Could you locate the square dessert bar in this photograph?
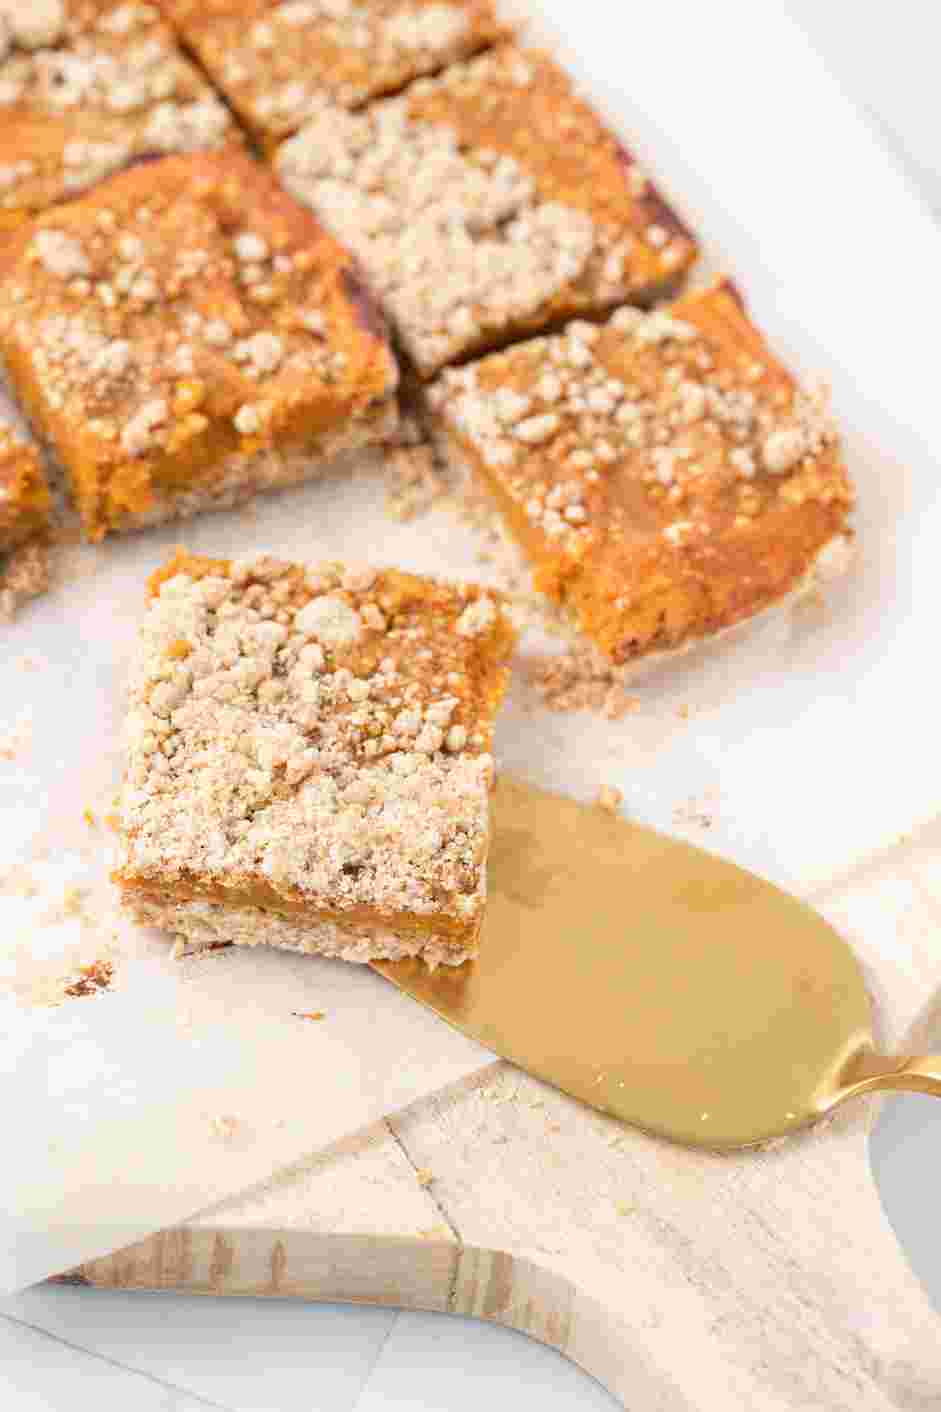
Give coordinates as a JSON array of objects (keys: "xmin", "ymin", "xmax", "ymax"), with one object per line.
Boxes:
[
  {"xmin": 0, "ymin": 419, "xmax": 51, "ymax": 553},
  {"xmin": 428, "ymin": 281, "xmax": 854, "ymax": 665},
  {"xmin": 115, "ymin": 551, "xmax": 515, "ymax": 966},
  {"xmin": 0, "ymin": 150, "xmax": 399, "ymax": 539},
  {"xmin": 277, "ymin": 44, "xmax": 698, "ymax": 378},
  {"xmin": 0, "ymin": 0, "xmax": 238, "ymax": 227},
  {"xmin": 159, "ymin": 0, "xmax": 509, "ymax": 147}
]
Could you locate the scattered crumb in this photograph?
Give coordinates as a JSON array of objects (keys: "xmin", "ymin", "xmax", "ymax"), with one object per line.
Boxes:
[
  {"xmin": 0, "ymin": 709, "xmax": 32, "ymax": 760},
  {"xmin": 63, "ymin": 960, "xmax": 113, "ymax": 999},
  {"xmin": 546, "ymin": 1122, "xmax": 561, "ymax": 1134},
  {"xmin": 416, "ymin": 1168, "xmax": 434, "ymax": 1187},
  {"xmin": 677, "ymin": 704, "xmax": 690, "ymax": 720},
  {"xmin": 522, "ymin": 642, "xmax": 643, "ymax": 719},
  {"xmin": 385, "ymin": 445, "xmax": 445, "ymax": 521},
  {"xmin": 615, "ymin": 1201, "xmax": 634, "ymax": 1217},
  {"xmin": 673, "ymin": 791, "xmax": 719, "ymax": 830},
  {"xmin": 59, "ymin": 885, "xmax": 87, "ymax": 917},
  {"xmin": 83, "ymin": 809, "xmax": 96, "ymax": 828},
  {"xmin": 418, "ymin": 1224, "xmax": 451, "ymax": 1240},
  {"xmin": 0, "ymin": 539, "xmax": 49, "ymax": 622},
  {"xmin": 171, "ymin": 938, "xmax": 186, "ymax": 960},
  {"xmin": 292, "ymin": 1010, "xmax": 325, "ymax": 1021},
  {"xmin": 596, "ymin": 784, "xmax": 623, "ymax": 813},
  {"xmin": 104, "ymin": 813, "xmax": 121, "ymax": 832},
  {"xmin": 208, "ymin": 1113, "xmax": 240, "ymax": 1141}
]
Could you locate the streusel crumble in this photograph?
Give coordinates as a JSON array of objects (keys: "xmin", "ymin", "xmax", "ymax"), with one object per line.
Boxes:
[
  {"xmin": 0, "ymin": 150, "xmax": 399, "ymax": 539},
  {"xmin": 0, "ymin": 0, "xmax": 238, "ymax": 225},
  {"xmin": 428, "ymin": 280, "xmax": 853, "ymax": 664},
  {"xmin": 277, "ymin": 44, "xmax": 697, "ymax": 378},
  {"xmin": 115, "ymin": 550, "xmax": 515, "ymax": 965},
  {"xmin": 159, "ymin": 0, "xmax": 509, "ymax": 147}
]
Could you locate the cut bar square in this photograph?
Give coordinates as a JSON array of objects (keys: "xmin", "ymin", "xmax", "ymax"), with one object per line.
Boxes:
[
  {"xmin": 0, "ymin": 0, "xmax": 239, "ymax": 227},
  {"xmin": 115, "ymin": 551, "xmax": 515, "ymax": 965},
  {"xmin": 277, "ymin": 44, "xmax": 698, "ymax": 378},
  {"xmin": 158, "ymin": 0, "xmax": 510, "ymax": 147},
  {"xmin": 428, "ymin": 281, "xmax": 854, "ymax": 665},
  {"xmin": 0, "ymin": 150, "xmax": 399, "ymax": 539}
]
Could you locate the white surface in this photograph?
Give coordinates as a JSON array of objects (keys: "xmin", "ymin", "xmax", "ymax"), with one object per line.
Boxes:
[{"xmin": 3, "ymin": 0, "xmax": 940, "ymax": 1406}]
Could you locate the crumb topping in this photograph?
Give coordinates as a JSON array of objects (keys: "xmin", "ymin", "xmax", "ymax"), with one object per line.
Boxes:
[
  {"xmin": 119, "ymin": 554, "xmax": 514, "ymax": 928},
  {"xmin": 0, "ymin": 151, "xmax": 398, "ymax": 534},
  {"xmin": 278, "ymin": 45, "xmax": 696, "ymax": 376},
  {"xmin": 430, "ymin": 282, "xmax": 853, "ymax": 661},
  {"xmin": 161, "ymin": 0, "xmax": 506, "ymax": 141},
  {"xmin": 0, "ymin": 0, "xmax": 236, "ymax": 214}
]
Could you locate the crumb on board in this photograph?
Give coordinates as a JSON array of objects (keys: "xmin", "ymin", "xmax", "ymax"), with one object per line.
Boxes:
[
  {"xmin": 385, "ymin": 445, "xmax": 446, "ymax": 522},
  {"xmin": 673, "ymin": 793, "xmax": 717, "ymax": 830},
  {"xmin": 292, "ymin": 1010, "xmax": 325, "ymax": 1021},
  {"xmin": 208, "ymin": 1114, "xmax": 240, "ymax": 1141},
  {"xmin": 0, "ymin": 539, "xmax": 49, "ymax": 622},
  {"xmin": 83, "ymin": 809, "xmax": 96, "ymax": 828},
  {"xmin": 104, "ymin": 812, "xmax": 121, "ymax": 833},
  {"xmin": 0, "ymin": 710, "xmax": 32, "ymax": 760},
  {"xmin": 418, "ymin": 1224, "xmax": 452, "ymax": 1240},
  {"xmin": 597, "ymin": 784, "xmax": 623, "ymax": 813},
  {"xmin": 63, "ymin": 960, "xmax": 113, "ymax": 999},
  {"xmin": 171, "ymin": 937, "xmax": 186, "ymax": 960},
  {"xmin": 416, "ymin": 1168, "xmax": 435, "ymax": 1187},
  {"xmin": 523, "ymin": 642, "xmax": 643, "ymax": 718}
]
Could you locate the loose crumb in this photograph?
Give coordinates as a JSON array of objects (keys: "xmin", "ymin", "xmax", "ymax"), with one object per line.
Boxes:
[
  {"xmin": 208, "ymin": 1113, "xmax": 239, "ymax": 1141},
  {"xmin": 83, "ymin": 809, "xmax": 96, "ymax": 828},
  {"xmin": 0, "ymin": 539, "xmax": 49, "ymax": 622},
  {"xmin": 292, "ymin": 1010, "xmax": 325, "ymax": 1021},
  {"xmin": 63, "ymin": 960, "xmax": 113, "ymax": 998},
  {"xmin": 385, "ymin": 445, "xmax": 445, "ymax": 522},
  {"xmin": 523, "ymin": 642, "xmax": 642, "ymax": 719},
  {"xmin": 416, "ymin": 1168, "xmax": 434, "ymax": 1187},
  {"xmin": 673, "ymin": 793, "xmax": 717, "ymax": 830}
]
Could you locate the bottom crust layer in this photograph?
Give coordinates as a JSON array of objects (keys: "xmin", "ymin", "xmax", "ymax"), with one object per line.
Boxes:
[
  {"xmin": 105, "ymin": 403, "xmax": 398, "ymax": 533},
  {"xmin": 126, "ymin": 895, "xmax": 476, "ymax": 970}
]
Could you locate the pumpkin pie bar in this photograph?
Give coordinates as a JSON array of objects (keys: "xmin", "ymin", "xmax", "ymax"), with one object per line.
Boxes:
[
  {"xmin": 0, "ymin": 0, "xmax": 238, "ymax": 228},
  {"xmin": 115, "ymin": 551, "xmax": 515, "ymax": 966},
  {"xmin": 159, "ymin": 0, "xmax": 509, "ymax": 148},
  {"xmin": 427, "ymin": 281, "xmax": 854, "ymax": 665},
  {"xmin": 0, "ymin": 150, "xmax": 399, "ymax": 539},
  {"xmin": 276, "ymin": 44, "xmax": 697, "ymax": 378}
]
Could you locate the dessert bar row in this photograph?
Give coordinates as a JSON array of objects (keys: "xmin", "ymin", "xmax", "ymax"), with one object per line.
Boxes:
[{"xmin": 0, "ymin": 1, "xmax": 852, "ymax": 669}]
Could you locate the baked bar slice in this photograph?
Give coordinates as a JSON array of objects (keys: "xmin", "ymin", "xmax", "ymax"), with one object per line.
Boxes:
[
  {"xmin": 277, "ymin": 44, "xmax": 698, "ymax": 378},
  {"xmin": 159, "ymin": 0, "xmax": 509, "ymax": 148},
  {"xmin": 0, "ymin": 419, "xmax": 51, "ymax": 553},
  {"xmin": 0, "ymin": 150, "xmax": 399, "ymax": 540},
  {"xmin": 115, "ymin": 551, "xmax": 515, "ymax": 966},
  {"xmin": 427, "ymin": 280, "xmax": 854, "ymax": 665},
  {"xmin": 0, "ymin": 0, "xmax": 238, "ymax": 227}
]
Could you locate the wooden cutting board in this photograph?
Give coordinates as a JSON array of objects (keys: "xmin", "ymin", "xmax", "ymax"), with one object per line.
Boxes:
[{"xmin": 57, "ymin": 822, "xmax": 941, "ymax": 1411}]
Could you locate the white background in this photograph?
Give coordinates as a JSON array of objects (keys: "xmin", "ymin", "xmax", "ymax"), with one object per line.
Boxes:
[{"xmin": 3, "ymin": 1, "xmax": 941, "ymax": 1406}]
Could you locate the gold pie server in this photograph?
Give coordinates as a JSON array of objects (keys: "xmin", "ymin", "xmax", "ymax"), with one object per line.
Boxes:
[{"xmin": 375, "ymin": 775, "xmax": 941, "ymax": 1150}]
